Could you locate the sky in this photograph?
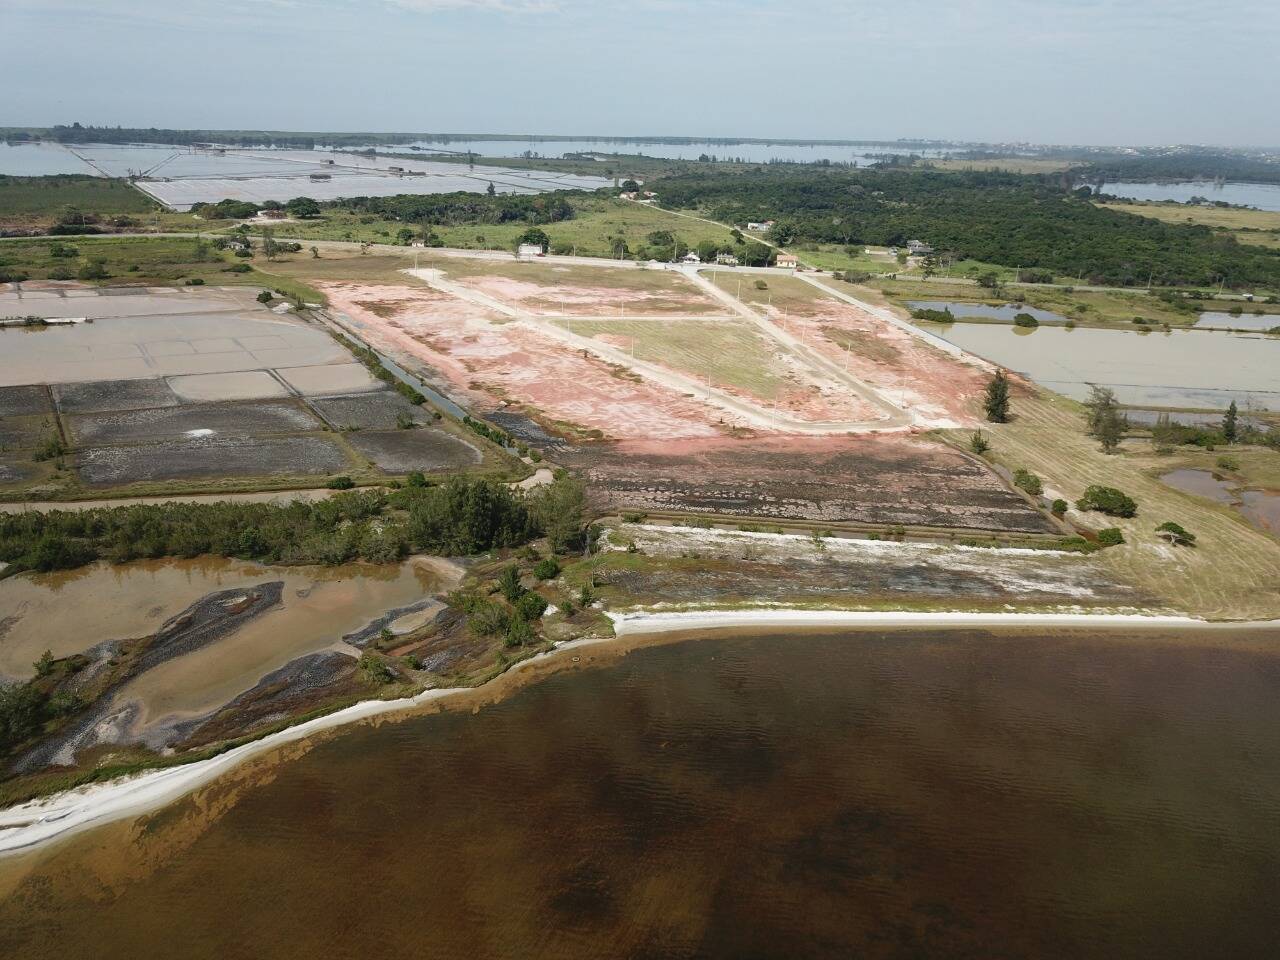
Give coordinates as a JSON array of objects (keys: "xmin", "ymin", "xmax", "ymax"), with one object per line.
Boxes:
[{"xmin": 1, "ymin": 0, "xmax": 1277, "ymax": 147}]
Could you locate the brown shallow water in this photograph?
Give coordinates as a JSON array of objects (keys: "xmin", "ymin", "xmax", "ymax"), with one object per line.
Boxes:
[{"xmin": 2, "ymin": 626, "xmax": 1279, "ymax": 959}]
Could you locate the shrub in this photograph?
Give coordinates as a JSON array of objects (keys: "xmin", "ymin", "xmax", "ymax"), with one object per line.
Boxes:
[
  {"xmin": 185, "ymin": 277, "xmax": 205, "ymax": 286},
  {"xmin": 498, "ymin": 565, "xmax": 524, "ymax": 602},
  {"xmin": 358, "ymin": 653, "xmax": 394, "ymax": 685},
  {"xmin": 1075, "ymin": 485, "xmax": 1137, "ymax": 518},
  {"xmin": 515, "ymin": 591, "xmax": 548, "ymax": 621},
  {"xmin": 31, "ymin": 436, "xmax": 66, "ymax": 462},
  {"xmin": 1097, "ymin": 527, "xmax": 1125, "ymax": 547},
  {"xmin": 1013, "ymin": 312, "xmax": 1039, "ymax": 328},
  {"xmin": 968, "ymin": 431, "xmax": 990, "ymax": 455},
  {"xmin": 1051, "ymin": 498, "xmax": 1068, "ymax": 517},
  {"xmin": 504, "ymin": 610, "xmax": 535, "ymax": 647},
  {"xmin": 326, "ymin": 476, "xmax": 355, "ymax": 490},
  {"xmin": 256, "ymin": 290, "xmax": 273, "ymax": 303},
  {"xmin": 1156, "ymin": 521, "xmax": 1197, "ymax": 547},
  {"xmin": 1012, "ymin": 468, "xmax": 1043, "ymax": 496},
  {"xmin": 533, "ymin": 557, "xmax": 560, "ymax": 580}
]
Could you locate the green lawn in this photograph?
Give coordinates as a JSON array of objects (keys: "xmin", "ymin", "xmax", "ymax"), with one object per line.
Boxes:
[{"xmin": 0, "ymin": 175, "xmax": 157, "ymax": 222}]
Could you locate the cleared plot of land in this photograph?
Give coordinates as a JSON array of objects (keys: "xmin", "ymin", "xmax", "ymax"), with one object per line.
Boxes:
[
  {"xmin": 76, "ymin": 434, "xmax": 351, "ymax": 485},
  {"xmin": 323, "ymin": 281, "xmax": 727, "ymax": 441},
  {"xmin": 347, "ymin": 428, "xmax": 481, "ymax": 473},
  {"xmin": 595, "ymin": 523, "xmax": 1148, "ymax": 612},
  {"xmin": 53, "ymin": 377, "xmax": 180, "ymax": 413},
  {"xmin": 442, "ymin": 259, "xmax": 724, "ymax": 316},
  {"xmin": 65, "ymin": 400, "xmax": 323, "ymax": 446},
  {"xmin": 560, "ymin": 434, "xmax": 1057, "ymax": 534},
  {"xmin": 275, "ymin": 362, "xmax": 382, "ymax": 395},
  {"xmin": 1101, "ymin": 200, "xmax": 1280, "ymax": 233},
  {"xmin": 309, "ymin": 390, "xmax": 432, "ymax": 431},
  {"xmin": 964, "ymin": 390, "xmax": 1280, "ymax": 619}
]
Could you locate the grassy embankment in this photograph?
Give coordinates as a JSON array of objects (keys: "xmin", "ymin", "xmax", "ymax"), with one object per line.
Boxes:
[
  {"xmin": 952, "ymin": 390, "xmax": 1280, "ymax": 621},
  {"xmin": 266, "ymin": 196, "xmax": 741, "ymax": 258}
]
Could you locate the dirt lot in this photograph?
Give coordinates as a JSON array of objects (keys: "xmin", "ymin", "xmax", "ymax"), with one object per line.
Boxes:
[
  {"xmin": 346, "ymin": 428, "xmax": 482, "ymax": 473},
  {"xmin": 560, "ymin": 434, "xmax": 1057, "ymax": 534},
  {"xmin": 66, "ymin": 400, "xmax": 324, "ymax": 446},
  {"xmin": 76, "ymin": 434, "xmax": 352, "ymax": 486}
]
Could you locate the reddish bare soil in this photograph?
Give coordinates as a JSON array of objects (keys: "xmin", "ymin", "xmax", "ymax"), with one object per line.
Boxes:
[
  {"xmin": 325, "ymin": 283, "xmax": 724, "ymax": 441},
  {"xmin": 458, "ymin": 274, "xmax": 723, "ymax": 316},
  {"xmin": 765, "ymin": 296, "xmax": 989, "ymax": 426}
]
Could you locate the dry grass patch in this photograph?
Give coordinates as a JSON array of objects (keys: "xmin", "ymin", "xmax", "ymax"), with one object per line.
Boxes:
[{"xmin": 953, "ymin": 390, "xmax": 1280, "ymax": 619}]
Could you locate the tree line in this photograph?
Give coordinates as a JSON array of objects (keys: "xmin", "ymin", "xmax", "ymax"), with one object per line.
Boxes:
[
  {"xmin": 650, "ymin": 168, "xmax": 1280, "ymax": 288},
  {"xmin": 0, "ymin": 476, "xmax": 586, "ymax": 576}
]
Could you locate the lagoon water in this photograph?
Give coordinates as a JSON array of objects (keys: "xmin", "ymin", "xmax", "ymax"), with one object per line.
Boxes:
[
  {"xmin": 2, "ymin": 626, "xmax": 1278, "ymax": 959},
  {"xmin": 921, "ymin": 321, "xmax": 1280, "ymax": 410},
  {"xmin": 1099, "ymin": 180, "xmax": 1280, "ymax": 212},
  {"xmin": 907, "ymin": 299, "xmax": 1069, "ymax": 323},
  {"xmin": 376, "ymin": 139, "xmax": 955, "ymax": 165}
]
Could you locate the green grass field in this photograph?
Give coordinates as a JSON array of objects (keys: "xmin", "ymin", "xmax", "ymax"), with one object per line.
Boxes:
[
  {"xmin": 262, "ymin": 197, "xmax": 741, "ymax": 261},
  {"xmin": 0, "ymin": 175, "xmax": 158, "ymax": 224},
  {"xmin": 567, "ymin": 317, "xmax": 784, "ymax": 399}
]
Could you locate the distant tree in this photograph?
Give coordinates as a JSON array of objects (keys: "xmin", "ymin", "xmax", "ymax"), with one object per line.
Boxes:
[
  {"xmin": 514, "ymin": 226, "xmax": 550, "ymax": 253},
  {"xmin": 968, "ymin": 430, "xmax": 991, "ymax": 455},
  {"xmin": 983, "ymin": 369, "xmax": 1011, "ymax": 423},
  {"xmin": 261, "ymin": 228, "xmax": 280, "ymax": 261},
  {"xmin": 1085, "ymin": 385, "xmax": 1128, "ymax": 453},
  {"xmin": 309, "ymin": 245, "xmax": 319, "ymax": 259},
  {"xmin": 1097, "ymin": 527, "xmax": 1125, "ymax": 547},
  {"xmin": 1050, "ymin": 498, "xmax": 1068, "ymax": 517},
  {"xmin": 977, "ymin": 271, "xmax": 1001, "ymax": 290},
  {"xmin": 285, "ymin": 196, "xmax": 321, "ymax": 218},
  {"xmin": 527, "ymin": 475, "xmax": 586, "ymax": 553},
  {"xmin": 621, "ymin": 179, "xmax": 640, "ymax": 192},
  {"xmin": 34, "ymin": 650, "xmax": 54, "ymax": 677},
  {"xmin": 486, "ymin": 181, "xmax": 496, "ymax": 197},
  {"xmin": 1222, "ymin": 400, "xmax": 1239, "ymax": 443},
  {"xmin": 504, "ymin": 610, "xmax": 534, "ymax": 647}
]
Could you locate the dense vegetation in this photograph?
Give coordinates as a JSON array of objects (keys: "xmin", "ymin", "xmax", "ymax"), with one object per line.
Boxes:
[
  {"xmin": 1076, "ymin": 151, "xmax": 1280, "ymax": 186},
  {"xmin": 327, "ymin": 191, "xmax": 577, "ymax": 227},
  {"xmin": 653, "ymin": 168, "xmax": 1280, "ymax": 288},
  {"xmin": 0, "ymin": 476, "xmax": 585, "ymax": 575}
]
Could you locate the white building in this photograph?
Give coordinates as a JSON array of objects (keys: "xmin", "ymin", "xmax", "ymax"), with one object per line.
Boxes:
[{"xmin": 775, "ymin": 252, "xmax": 799, "ymax": 269}]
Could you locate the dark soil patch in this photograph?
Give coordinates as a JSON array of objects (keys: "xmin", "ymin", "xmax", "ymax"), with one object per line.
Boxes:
[
  {"xmin": 347, "ymin": 428, "xmax": 481, "ymax": 474},
  {"xmin": 559, "ymin": 438, "xmax": 1056, "ymax": 534},
  {"xmin": 308, "ymin": 390, "xmax": 431, "ymax": 431},
  {"xmin": 76, "ymin": 434, "xmax": 350, "ymax": 485},
  {"xmin": 66, "ymin": 400, "xmax": 324, "ymax": 446},
  {"xmin": 0, "ymin": 384, "xmax": 52, "ymax": 417},
  {"xmin": 53, "ymin": 377, "xmax": 180, "ymax": 414}
]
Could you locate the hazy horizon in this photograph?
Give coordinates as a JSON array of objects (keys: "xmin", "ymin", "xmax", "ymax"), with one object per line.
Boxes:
[{"xmin": 3, "ymin": 0, "xmax": 1278, "ymax": 148}]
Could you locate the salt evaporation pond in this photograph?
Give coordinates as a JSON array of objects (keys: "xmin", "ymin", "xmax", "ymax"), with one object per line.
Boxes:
[
  {"xmin": 1194, "ymin": 311, "xmax": 1280, "ymax": 331},
  {"xmin": 919, "ymin": 321, "xmax": 1280, "ymax": 410},
  {"xmin": 907, "ymin": 300, "xmax": 1069, "ymax": 323},
  {"xmin": 1099, "ymin": 180, "xmax": 1280, "ymax": 212}
]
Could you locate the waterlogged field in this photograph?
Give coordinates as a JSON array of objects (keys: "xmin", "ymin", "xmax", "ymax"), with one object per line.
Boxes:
[{"xmin": 2, "ymin": 626, "xmax": 1277, "ymax": 959}]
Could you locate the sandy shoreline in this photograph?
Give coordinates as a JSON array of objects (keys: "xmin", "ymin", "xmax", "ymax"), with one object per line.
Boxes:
[{"xmin": 3, "ymin": 607, "xmax": 1274, "ymax": 858}]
